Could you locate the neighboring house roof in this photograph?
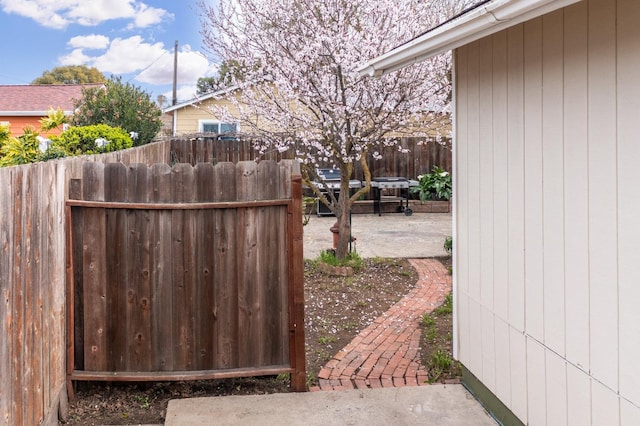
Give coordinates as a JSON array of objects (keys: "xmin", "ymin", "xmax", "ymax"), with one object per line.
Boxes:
[
  {"xmin": 162, "ymin": 86, "xmax": 239, "ymax": 113},
  {"xmin": 359, "ymin": 0, "xmax": 583, "ymax": 76},
  {"xmin": 0, "ymin": 83, "xmax": 104, "ymax": 116}
]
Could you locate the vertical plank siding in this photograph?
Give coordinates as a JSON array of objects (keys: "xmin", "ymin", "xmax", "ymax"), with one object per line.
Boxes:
[{"xmin": 454, "ymin": 0, "xmax": 640, "ymax": 424}]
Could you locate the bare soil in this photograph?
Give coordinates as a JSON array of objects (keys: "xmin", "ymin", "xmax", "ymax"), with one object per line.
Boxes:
[{"xmin": 63, "ymin": 257, "xmax": 454, "ymax": 425}]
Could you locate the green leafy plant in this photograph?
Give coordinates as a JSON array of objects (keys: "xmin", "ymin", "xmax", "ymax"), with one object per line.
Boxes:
[
  {"xmin": 72, "ymin": 76, "xmax": 162, "ymax": 146},
  {"xmin": 316, "ymin": 250, "xmax": 364, "ymax": 270},
  {"xmin": 411, "ymin": 166, "xmax": 452, "ymax": 202},
  {"xmin": 0, "ymin": 126, "xmax": 41, "ymax": 167},
  {"xmin": 318, "ymin": 335, "xmax": 337, "ymax": 345},
  {"xmin": 443, "ymin": 236, "xmax": 453, "ymax": 255},
  {"xmin": 421, "ymin": 314, "xmax": 436, "ymax": 328},
  {"xmin": 428, "ymin": 349, "xmax": 453, "ymax": 382},
  {"xmin": 47, "ymin": 124, "xmax": 133, "ymax": 157},
  {"xmin": 433, "ymin": 293, "xmax": 453, "ymax": 316}
]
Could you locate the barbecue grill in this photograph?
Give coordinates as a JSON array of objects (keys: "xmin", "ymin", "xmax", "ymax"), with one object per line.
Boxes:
[
  {"xmin": 313, "ymin": 168, "xmax": 361, "ymax": 216},
  {"xmin": 370, "ymin": 177, "xmax": 419, "ymax": 216}
]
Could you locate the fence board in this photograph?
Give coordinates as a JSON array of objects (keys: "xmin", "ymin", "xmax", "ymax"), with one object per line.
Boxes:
[
  {"xmin": 81, "ymin": 162, "xmax": 108, "ymax": 371},
  {"xmin": 127, "ymin": 164, "xmax": 152, "ymax": 370},
  {"xmin": 0, "ymin": 166, "xmax": 13, "ymax": 426},
  {"xmin": 212, "ymin": 162, "xmax": 239, "ymax": 368},
  {"xmin": 150, "ymin": 163, "xmax": 173, "ymax": 370},
  {"xmin": 172, "ymin": 163, "xmax": 197, "ymax": 369},
  {"xmin": 25, "ymin": 164, "xmax": 43, "ymax": 425},
  {"xmin": 235, "ymin": 161, "xmax": 261, "ymax": 366},
  {"xmin": 11, "ymin": 168, "xmax": 25, "ymax": 426},
  {"xmin": 104, "ymin": 162, "xmax": 128, "ymax": 371}
]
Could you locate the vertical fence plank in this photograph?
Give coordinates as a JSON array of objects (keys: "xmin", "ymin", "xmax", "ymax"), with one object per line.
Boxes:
[
  {"xmin": 288, "ymin": 170, "xmax": 306, "ymax": 391},
  {"xmin": 0, "ymin": 168, "xmax": 14, "ymax": 425},
  {"xmin": 81, "ymin": 162, "xmax": 107, "ymax": 371},
  {"xmin": 150, "ymin": 163, "xmax": 174, "ymax": 370},
  {"xmin": 104, "ymin": 163, "xmax": 128, "ymax": 371},
  {"xmin": 26, "ymin": 164, "xmax": 43, "ymax": 424},
  {"xmin": 126, "ymin": 164, "xmax": 152, "ymax": 371},
  {"xmin": 258, "ymin": 161, "xmax": 285, "ymax": 365},
  {"xmin": 235, "ymin": 161, "xmax": 261, "ymax": 367},
  {"xmin": 212, "ymin": 162, "xmax": 239, "ymax": 369},
  {"xmin": 11, "ymin": 168, "xmax": 24, "ymax": 426},
  {"xmin": 40, "ymin": 162, "xmax": 54, "ymax": 413},
  {"xmin": 171, "ymin": 163, "xmax": 196, "ymax": 369},
  {"xmin": 195, "ymin": 163, "xmax": 215, "ymax": 369}
]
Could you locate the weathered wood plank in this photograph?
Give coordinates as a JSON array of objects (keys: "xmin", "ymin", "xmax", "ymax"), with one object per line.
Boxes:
[
  {"xmin": 127, "ymin": 164, "xmax": 152, "ymax": 371},
  {"xmin": 235, "ymin": 161, "xmax": 260, "ymax": 367},
  {"xmin": 104, "ymin": 162, "xmax": 128, "ymax": 371},
  {"xmin": 288, "ymin": 172, "xmax": 306, "ymax": 391},
  {"xmin": 0, "ymin": 167, "xmax": 14, "ymax": 426},
  {"xmin": 258, "ymin": 161, "xmax": 283, "ymax": 365},
  {"xmin": 150, "ymin": 163, "xmax": 173, "ymax": 371},
  {"xmin": 212, "ymin": 162, "xmax": 238, "ymax": 369},
  {"xmin": 171, "ymin": 163, "xmax": 196, "ymax": 370},
  {"xmin": 81, "ymin": 162, "xmax": 108, "ymax": 371},
  {"xmin": 25, "ymin": 164, "xmax": 43, "ymax": 425},
  {"xmin": 11, "ymin": 168, "xmax": 25, "ymax": 426},
  {"xmin": 195, "ymin": 162, "xmax": 215, "ymax": 369}
]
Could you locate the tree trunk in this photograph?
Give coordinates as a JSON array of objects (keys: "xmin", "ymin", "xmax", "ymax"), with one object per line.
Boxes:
[{"xmin": 334, "ymin": 189, "xmax": 352, "ymax": 259}]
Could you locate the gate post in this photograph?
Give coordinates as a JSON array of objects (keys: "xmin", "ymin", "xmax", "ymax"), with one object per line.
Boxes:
[{"xmin": 288, "ymin": 173, "xmax": 306, "ymax": 391}]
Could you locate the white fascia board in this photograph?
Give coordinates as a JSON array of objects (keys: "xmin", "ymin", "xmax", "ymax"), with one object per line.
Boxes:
[{"xmin": 359, "ymin": 0, "xmax": 583, "ymax": 76}]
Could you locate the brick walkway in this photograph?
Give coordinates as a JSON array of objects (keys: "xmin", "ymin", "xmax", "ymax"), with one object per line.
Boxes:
[{"xmin": 310, "ymin": 258, "xmax": 452, "ymax": 392}]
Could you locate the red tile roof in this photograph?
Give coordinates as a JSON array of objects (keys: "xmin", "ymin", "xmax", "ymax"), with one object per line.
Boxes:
[{"xmin": 0, "ymin": 84, "xmax": 104, "ymax": 114}]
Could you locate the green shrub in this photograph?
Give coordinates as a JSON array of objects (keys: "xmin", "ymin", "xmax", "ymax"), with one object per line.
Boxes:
[
  {"xmin": 411, "ymin": 166, "xmax": 452, "ymax": 202},
  {"xmin": 316, "ymin": 249, "xmax": 364, "ymax": 270},
  {"xmin": 72, "ymin": 76, "xmax": 162, "ymax": 146},
  {"xmin": 47, "ymin": 124, "xmax": 133, "ymax": 157},
  {"xmin": 0, "ymin": 126, "xmax": 41, "ymax": 167},
  {"xmin": 443, "ymin": 236, "xmax": 453, "ymax": 255}
]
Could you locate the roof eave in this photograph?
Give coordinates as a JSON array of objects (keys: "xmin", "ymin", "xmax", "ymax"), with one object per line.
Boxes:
[
  {"xmin": 359, "ymin": 0, "xmax": 583, "ymax": 77},
  {"xmin": 0, "ymin": 110, "xmax": 74, "ymax": 116}
]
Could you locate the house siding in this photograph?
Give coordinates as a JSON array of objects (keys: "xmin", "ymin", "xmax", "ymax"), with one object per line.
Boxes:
[
  {"xmin": 170, "ymin": 96, "xmax": 242, "ymax": 136},
  {"xmin": 454, "ymin": 0, "xmax": 640, "ymax": 424},
  {"xmin": 0, "ymin": 115, "xmax": 65, "ymax": 137}
]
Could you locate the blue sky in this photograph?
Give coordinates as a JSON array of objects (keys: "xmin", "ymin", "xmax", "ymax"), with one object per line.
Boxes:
[{"xmin": 0, "ymin": 0, "xmax": 218, "ymax": 106}]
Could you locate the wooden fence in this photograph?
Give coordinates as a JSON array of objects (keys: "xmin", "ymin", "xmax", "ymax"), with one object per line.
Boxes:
[
  {"xmin": 0, "ymin": 141, "xmax": 172, "ymax": 426},
  {"xmin": 66, "ymin": 160, "xmax": 305, "ymax": 393},
  {"xmin": 0, "ymin": 133, "xmax": 445, "ymax": 424},
  {"xmin": 169, "ymin": 136, "xmax": 452, "ymax": 179}
]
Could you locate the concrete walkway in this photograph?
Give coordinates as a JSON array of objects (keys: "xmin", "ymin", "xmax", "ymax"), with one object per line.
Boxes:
[
  {"xmin": 165, "ymin": 251, "xmax": 497, "ymax": 425},
  {"xmin": 303, "ymin": 212, "xmax": 452, "ymax": 259},
  {"xmin": 313, "ymin": 258, "xmax": 451, "ymax": 391}
]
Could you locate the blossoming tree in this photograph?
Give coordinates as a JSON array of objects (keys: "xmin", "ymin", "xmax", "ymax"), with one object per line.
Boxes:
[{"xmin": 199, "ymin": 0, "xmax": 472, "ymax": 258}]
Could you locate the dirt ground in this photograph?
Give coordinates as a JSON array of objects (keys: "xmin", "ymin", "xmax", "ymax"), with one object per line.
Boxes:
[{"xmin": 63, "ymin": 257, "xmax": 454, "ymax": 425}]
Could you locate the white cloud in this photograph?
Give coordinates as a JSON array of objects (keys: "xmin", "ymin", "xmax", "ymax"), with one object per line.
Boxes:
[
  {"xmin": 58, "ymin": 48, "xmax": 92, "ymax": 66},
  {"xmin": 137, "ymin": 46, "xmax": 210, "ymax": 86},
  {"xmin": 89, "ymin": 36, "xmax": 166, "ymax": 74},
  {"xmin": 57, "ymin": 37, "xmax": 215, "ymax": 96},
  {"xmin": 68, "ymin": 34, "xmax": 110, "ymax": 50},
  {"xmin": 0, "ymin": 0, "xmax": 172, "ymax": 29},
  {"xmin": 130, "ymin": 3, "xmax": 169, "ymax": 28}
]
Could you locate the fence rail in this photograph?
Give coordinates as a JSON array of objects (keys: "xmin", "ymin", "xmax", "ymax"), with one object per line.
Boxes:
[{"xmin": 66, "ymin": 160, "xmax": 305, "ymax": 393}]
